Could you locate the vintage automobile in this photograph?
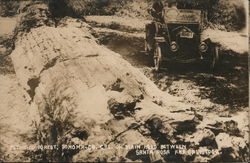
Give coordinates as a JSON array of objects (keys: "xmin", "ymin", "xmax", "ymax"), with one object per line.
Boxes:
[{"xmin": 145, "ymin": 8, "xmax": 219, "ymax": 71}]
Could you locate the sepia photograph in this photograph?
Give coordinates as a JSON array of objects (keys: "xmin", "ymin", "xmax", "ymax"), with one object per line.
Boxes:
[{"xmin": 0, "ymin": 0, "xmax": 249, "ymax": 162}]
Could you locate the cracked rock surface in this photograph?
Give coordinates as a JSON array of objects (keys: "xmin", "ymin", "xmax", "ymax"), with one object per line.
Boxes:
[{"xmin": 1, "ymin": 1, "xmax": 248, "ymax": 162}]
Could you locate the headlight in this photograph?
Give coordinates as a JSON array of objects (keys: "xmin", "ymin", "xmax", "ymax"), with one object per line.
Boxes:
[
  {"xmin": 199, "ymin": 42, "xmax": 208, "ymax": 52},
  {"xmin": 170, "ymin": 41, "xmax": 178, "ymax": 52}
]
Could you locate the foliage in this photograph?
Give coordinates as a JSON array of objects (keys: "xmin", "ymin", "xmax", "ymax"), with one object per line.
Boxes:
[
  {"xmin": 176, "ymin": 0, "xmax": 247, "ymax": 31},
  {"xmin": 210, "ymin": 0, "xmax": 246, "ymax": 31},
  {"xmin": 67, "ymin": 0, "xmax": 126, "ymax": 16},
  {"xmin": 0, "ymin": 0, "xmax": 20, "ymax": 17},
  {"xmin": 1, "ymin": 0, "xmax": 245, "ymax": 31},
  {"xmin": 24, "ymin": 83, "xmax": 80, "ymax": 162}
]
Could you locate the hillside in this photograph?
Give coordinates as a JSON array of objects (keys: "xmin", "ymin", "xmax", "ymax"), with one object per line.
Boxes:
[
  {"xmin": 68, "ymin": 0, "xmax": 247, "ymax": 31},
  {"xmin": 0, "ymin": 0, "xmax": 248, "ymax": 162}
]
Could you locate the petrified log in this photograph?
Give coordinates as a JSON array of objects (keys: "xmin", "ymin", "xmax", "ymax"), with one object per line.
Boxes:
[{"xmin": 11, "ymin": 17, "xmax": 187, "ymax": 161}]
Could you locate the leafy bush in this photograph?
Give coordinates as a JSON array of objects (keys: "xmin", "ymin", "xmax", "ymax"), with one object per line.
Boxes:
[
  {"xmin": 116, "ymin": 0, "xmax": 246, "ymax": 31},
  {"xmin": 67, "ymin": 0, "xmax": 125, "ymax": 16},
  {"xmin": 0, "ymin": 0, "xmax": 20, "ymax": 17},
  {"xmin": 177, "ymin": 0, "xmax": 246, "ymax": 31},
  {"xmin": 1, "ymin": 0, "xmax": 246, "ymax": 31},
  {"xmin": 210, "ymin": 0, "xmax": 246, "ymax": 31}
]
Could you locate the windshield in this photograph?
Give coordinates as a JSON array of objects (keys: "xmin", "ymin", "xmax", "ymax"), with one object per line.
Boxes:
[{"xmin": 164, "ymin": 9, "xmax": 201, "ymax": 23}]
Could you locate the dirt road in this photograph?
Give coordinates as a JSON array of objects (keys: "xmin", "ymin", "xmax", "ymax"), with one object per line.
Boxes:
[
  {"xmin": 91, "ymin": 19, "xmax": 248, "ymax": 113},
  {"xmin": 87, "ymin": 16, "xmax": 249, "ymax": 162}
]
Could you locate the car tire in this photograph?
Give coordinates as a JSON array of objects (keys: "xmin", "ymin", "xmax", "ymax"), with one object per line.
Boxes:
[
  {"xmin": 145, "ymin": 40, "xmax": 149, "ymax": 53},
  {"xmin": 209, "ymin": 44, "xmax": 219, "ymax": 70},
  {"xmin": 154, "ymin": 44, "xmax": 162, "ymax": 71},
  {"xmin": 145, "ymin": 23, "xmax": 155, "ymax": 55}
]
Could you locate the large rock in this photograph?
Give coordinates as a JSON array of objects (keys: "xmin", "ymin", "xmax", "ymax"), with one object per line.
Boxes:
[
  {"xmin": 215, "ymin": 133, "xmax": 248, "ymax": 161},
  {"xmin": 10, "ymin": 13, "xmax": 181, "ymax": 161},
  {"xmin": 8, "ymin": 2, "xmax": 249, "ymax": 162}
]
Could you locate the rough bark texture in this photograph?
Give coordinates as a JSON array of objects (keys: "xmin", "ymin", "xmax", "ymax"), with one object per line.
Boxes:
[
  {"xmin": 11, "ymin": 15, "xmax": 185, "ymax": 162},
  {"xmin": 7, "ymin": 2, "xmax": 249, "ymax": 162}
]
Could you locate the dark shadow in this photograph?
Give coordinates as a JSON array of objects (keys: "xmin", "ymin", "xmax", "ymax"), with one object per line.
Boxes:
[
  {"xmin": 48, "ymin": 0, "xmax": 82, "ymax": 27},
  {"xmin": 99, "ymin": 33, "xmax": 248, "ymax": 110},
  {"xmin": 99, "ymin": 33, "xmax": 154, "ymax": 68},
  {"xmin": 160, "ymin": 52, "xmax": 249, "ymax": 110}
]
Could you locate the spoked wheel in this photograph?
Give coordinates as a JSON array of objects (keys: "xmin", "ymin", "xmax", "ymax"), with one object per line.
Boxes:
[
  {"xmin": 209, "ymin": 45, "xmax": 219, "ymax": 70},
  {"xmin": 154, "ymin": 44, "xmax": 162, "ymax": 71},
  {"xmin": 145, "ymin": 40, "xmax": 150, "ymax": 54},
  {"xmin": 145, "ymin": 27, "xmax": 150, "ymax": 53},
  {"xmin": 145, "ymin": 23, "xmax": 155, "ymax": 55}
]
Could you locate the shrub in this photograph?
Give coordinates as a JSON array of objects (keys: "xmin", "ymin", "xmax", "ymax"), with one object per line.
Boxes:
[
  {"xmin": 0, "ymin": 0, "xmax": 20, "ymax": 17},
  {"xmin": 210, "ymin": 0, "xmax": 246, "ymax": 31}
]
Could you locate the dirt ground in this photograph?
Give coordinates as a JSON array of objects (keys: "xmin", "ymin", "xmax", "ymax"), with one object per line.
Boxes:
[
  {"xmin": 90, "ymin": 18, "xmax": 248, "ymax": 109},
  {"xmin": 98, "ymin": 32, "xmax": 248, "ymax": 110},
  {"xmin": 87, "ymin": 15, "xmax": 249, "ymax": 162},
  {"xmin": 88, "ymin": 16, "xmax": 249, "ymax": 111}
]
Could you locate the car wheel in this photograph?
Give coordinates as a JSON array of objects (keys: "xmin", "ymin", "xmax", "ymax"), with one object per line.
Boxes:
[
  {"xmin": 145, "ymin": 23, "xmax": 155, "ymax": 55},
  {"xmin": 145, "ymin": 40, "xmax": 149, "ymax": 53},
  {"xmin": 154, "ymin": 44, "xmax": 162, "ymax": 71},
  {"xmin": 210, "ymin": 44, "xmax": 219, "ymax": 70},
  {"xmin": 145, "ymin": 27, "xmax": 150, "ymax": 53}
]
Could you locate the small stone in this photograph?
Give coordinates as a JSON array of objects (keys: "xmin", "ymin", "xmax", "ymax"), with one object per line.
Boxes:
[
  {"xmin": 0, "ymin": 45, "xmax": 7, "ymax": 53},
  {"xmin": 149, "ymin": 150, "xmax": 164, "ymax": 162},
  {"xmin": 186, "ymin": 129, "xmax": 216, "ymax": 147},
  {"xmin": 216, "ymin": 133, "xmax": 232, "ymax": 150},
  {"xmin": 107, "ymin": 98, "xmax": 137, "ymax": 120},
  {"xmin": 214, "ymin": 133, "xmax": 247, "ymax": 161},
  {"xmin": 224, "ymin": 120, "xmax": 240, "ymax": 136}
]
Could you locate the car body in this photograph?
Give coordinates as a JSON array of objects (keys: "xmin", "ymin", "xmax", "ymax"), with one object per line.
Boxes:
[{"xmin": 145, "ymin": 8, "xmax": 219, "ymax": 71}]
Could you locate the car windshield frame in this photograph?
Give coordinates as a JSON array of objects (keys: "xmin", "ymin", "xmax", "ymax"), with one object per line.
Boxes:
[{"xmin": 164, "ymin": 9, "xmax": 202, "ymax": 24}]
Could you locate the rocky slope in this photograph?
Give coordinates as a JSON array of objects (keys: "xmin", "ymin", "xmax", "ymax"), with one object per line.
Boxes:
[
  {"xmin": 0, "ymin": 74, "xmax": 34, "ymax": 162},
  {"xmin": 1, "ymin": 1, "xmax": 248, "ymax": 162},
  {"xmin": 0, "ymin": 2, "xmax": 35, "ymax": 162}
]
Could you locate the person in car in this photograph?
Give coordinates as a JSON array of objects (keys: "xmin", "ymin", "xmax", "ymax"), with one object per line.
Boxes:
[
  {"xmin": 145, "ymin": 0, "xmax": 178, "ymax": 54},
  {"xmin": 149, "ymin": 0, "xmax": 178, "ymax": 22},
  {"xmin": 149, "ymin": 0, "xmax": 164, "ymax": 22},
  {"xmin": 168, "ymin": 0, "xmax": 178, "ymax": 8},
  {"xmin": 146, "ymin": 0, "xmax": 165, "ymax": 54},
  {"xmin": 166, "ymin": 0, "xmax": 179, "ymax": 21}
]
